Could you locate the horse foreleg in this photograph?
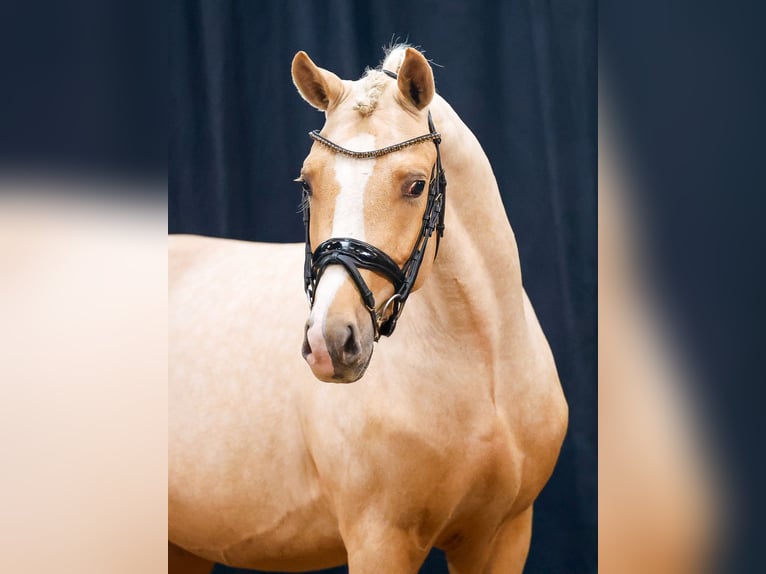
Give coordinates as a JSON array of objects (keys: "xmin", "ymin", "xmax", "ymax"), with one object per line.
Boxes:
[
  {"xmin": 445, "ymin": 506, "xmax": 534, "ymax": 574},
  {"xmin": 484, "ymin": 506, "xmax": 534, "ymax": 573},
  {"xmin": 343, "ymin": 525, "xmax": 429, "ymax": 574},
  {"xmin": 168, "ymin": 542, "xmax": 215, "ymax": 574}
]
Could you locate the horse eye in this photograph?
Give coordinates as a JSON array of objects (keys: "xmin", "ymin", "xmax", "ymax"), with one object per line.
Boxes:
[
  {"xmin": 297, "ymin": 179, "xmax": 312, "ymax": 195},
  {"xmin": 407, "ymin": 180, "xmax": 426, "ymax": 198}
]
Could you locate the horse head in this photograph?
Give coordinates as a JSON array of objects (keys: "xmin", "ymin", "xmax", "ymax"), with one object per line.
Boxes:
[{"xmin": 292, "ymin": 47, "xmax": 443, "ymax": 383}]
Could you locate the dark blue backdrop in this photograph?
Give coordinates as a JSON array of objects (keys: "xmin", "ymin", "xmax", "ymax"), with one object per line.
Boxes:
[{"xmin": 169, "ymin": 1, "xmax": 596, "ymax": 572}]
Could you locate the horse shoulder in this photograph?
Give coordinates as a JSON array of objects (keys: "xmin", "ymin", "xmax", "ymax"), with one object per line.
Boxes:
[{"xmin": 475, "ymin": 291, "xmax": 567, "ymax": 513}]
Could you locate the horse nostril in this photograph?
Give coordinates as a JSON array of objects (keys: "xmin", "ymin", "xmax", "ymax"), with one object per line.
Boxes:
[{"xmin": 342, "ymin": 324, "xmax": 361, "ymax": 359}]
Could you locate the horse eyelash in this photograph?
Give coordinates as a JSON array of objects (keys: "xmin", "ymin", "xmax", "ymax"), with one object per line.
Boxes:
[
  {"xmin": 294, "ymin": 176, "xmax": 312, "ymax": 213},
  {"xmin": 297, "ymin": 193, "xmax": 310, "ymax": 214}
]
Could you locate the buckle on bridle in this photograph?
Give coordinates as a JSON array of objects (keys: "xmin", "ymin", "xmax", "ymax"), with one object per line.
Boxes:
[{"xmin": 377, "ymin": 293, "xmax": 402, "ymax": 325}]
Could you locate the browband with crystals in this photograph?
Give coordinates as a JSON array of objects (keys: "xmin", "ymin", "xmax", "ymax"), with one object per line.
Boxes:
[{"xmin": 308, "ymin": 130, "xmax": 441, "ymax": 159}]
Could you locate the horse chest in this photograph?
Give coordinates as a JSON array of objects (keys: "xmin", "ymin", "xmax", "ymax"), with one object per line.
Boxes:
[{"xmin": 313, "ymin": 391, "xmax": 524, "ymax": 518}]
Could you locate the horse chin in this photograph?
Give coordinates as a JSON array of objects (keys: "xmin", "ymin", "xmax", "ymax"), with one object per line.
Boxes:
[{"xmin": 325, "ymin": 346, "xmax": 374, "ymax": 384}]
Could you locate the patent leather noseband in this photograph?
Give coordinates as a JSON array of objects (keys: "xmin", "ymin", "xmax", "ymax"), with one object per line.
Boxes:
[{"xmin": 301, "ymin": 71, "xmax": 446, "ymax": 340}]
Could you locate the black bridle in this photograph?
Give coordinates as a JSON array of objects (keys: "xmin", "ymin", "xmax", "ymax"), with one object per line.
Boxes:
[{"xmin": 301, "ymin": 72, "xmax": 446, "ymax": 340}]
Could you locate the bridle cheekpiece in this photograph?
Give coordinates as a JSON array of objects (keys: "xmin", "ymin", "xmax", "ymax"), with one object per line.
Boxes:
[{"xmin": 301, "ymin": 70, "xmax": 446, "ymax": 340}]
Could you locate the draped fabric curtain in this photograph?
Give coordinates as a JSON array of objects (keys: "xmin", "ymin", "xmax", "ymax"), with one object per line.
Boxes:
[{"xmin": 169, "ymin": 1, "xmax": 596, "ymax": 572}]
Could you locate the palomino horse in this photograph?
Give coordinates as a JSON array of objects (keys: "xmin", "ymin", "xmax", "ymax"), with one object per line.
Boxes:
[{"xmin": 169, "ymin": 46, "xmax": 568, "ymax": 573}]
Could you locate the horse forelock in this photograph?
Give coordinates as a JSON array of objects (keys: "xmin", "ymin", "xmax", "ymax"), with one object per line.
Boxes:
[
  {"xmin": 352, "ymin": 71, "xmax": 389, "ymax": 116},
  {"xmin": 351, "ymin": 44, "xmax": 411, "ymax": 117}
]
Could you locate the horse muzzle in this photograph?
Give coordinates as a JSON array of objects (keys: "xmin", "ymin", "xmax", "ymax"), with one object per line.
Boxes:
[{"xmin": 302, "ymin": 314, "xmax": 373, "ymax": 383}]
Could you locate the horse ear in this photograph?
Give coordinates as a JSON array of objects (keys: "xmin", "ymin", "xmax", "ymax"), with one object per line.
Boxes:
[
  {"xmin": 397, "ymin": 48, "xmax": 435, "ymax": 111},
  {"xmin": 291, "ymin": 51, "xmax": 343, "ymax": 111}
]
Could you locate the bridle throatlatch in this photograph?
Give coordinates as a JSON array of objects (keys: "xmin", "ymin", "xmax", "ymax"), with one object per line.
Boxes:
[{"xmin": 302, "ymin": 72, "xmax": 446, "ymax": 340}]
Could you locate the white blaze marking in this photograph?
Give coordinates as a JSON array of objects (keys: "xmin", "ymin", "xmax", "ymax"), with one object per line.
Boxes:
[
  {"xmin": 330, "ymin": 133, "xmax": 376, "ymax": 239},
  {"xmin": 306, "ymin": 134, "xmax": 376, "ymax": 357}
]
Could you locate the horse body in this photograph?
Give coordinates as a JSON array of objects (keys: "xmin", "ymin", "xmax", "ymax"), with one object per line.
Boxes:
[{"xmin": 170, "ymin": 48, "xmax": 567, "ymax": 573}]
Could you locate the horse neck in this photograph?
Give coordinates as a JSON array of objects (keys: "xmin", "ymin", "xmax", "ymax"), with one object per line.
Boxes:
[{"xmin": 415, "ymin": 98, "xmax": 525, "ymax": 343}]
